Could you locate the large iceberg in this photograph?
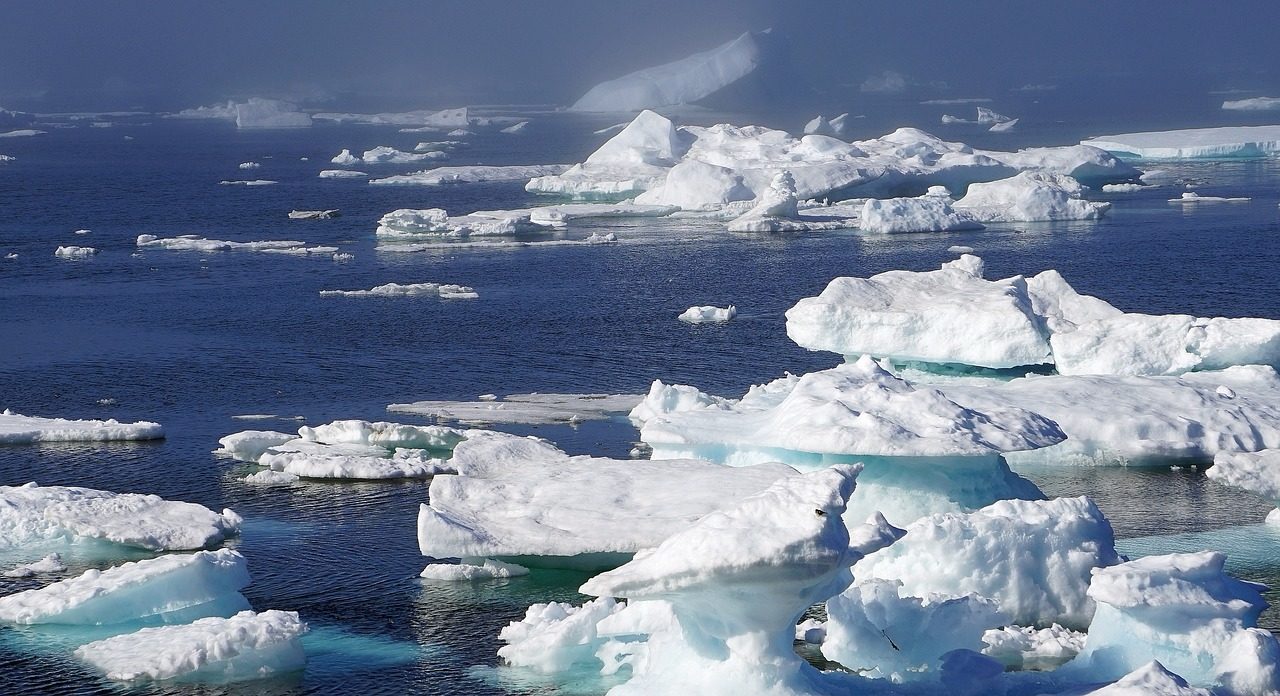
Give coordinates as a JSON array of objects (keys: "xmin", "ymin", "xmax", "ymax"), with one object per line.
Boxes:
[
  {"xmin": 859, "ymin": 188, "xmax": 985, "ymax": 234},
  {"xmin": 1222, "ymin": 97, "xmax": 1280, "ymax": 112},
  {"xmin": 570, "ymin": 31, "xmax": 768, "ymax": 112},
  {"xmin": 953, "ymin": 171, "xmax": 1110, "ymax": 222},
  {"xmin": 171, "ymin": 98, "xmax": 310, "ymax": 128},
  {"xmin": 640, "ymin": 356, "xmax": 1059, "ymax": 524},
  {"xmin": 75, "ymin": 609, "xmax": 307, "ymax": 683},
  {"xmin": 0, "ymin": 410, "xmax": 163, "ymax": 444},
  {"xmin": 1082, "ymin": 125, "xmax": 1280, "ymax": 159},
  {"xmin": 418, "ymin": 431, "xmax": 796, "ymax": 565},
  {"xmin": 0, "ymin": 549, "xmax": 250, "ymax": 625},
  {"xmin": 0, "ymin": 483, "xmax": 241, "ymax": 552}
]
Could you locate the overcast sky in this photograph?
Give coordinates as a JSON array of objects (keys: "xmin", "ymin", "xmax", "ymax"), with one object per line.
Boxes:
[{"xmin": 3, "ymin": 1, "xmax": 1278, "ymax": 112}]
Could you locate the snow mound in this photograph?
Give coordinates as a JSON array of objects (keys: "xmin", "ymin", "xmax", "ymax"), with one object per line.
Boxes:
[
  {"xmin": 678, "ymin": 305, "xmax": 736, "ymax": 323},
  {"xmin": 75, "ymin": 610, "xmax": 307, "ymax": 682},
  {"xmin": 0, "ymin": 410, "xmax": 162, "ymax": 443},
  {"xmin": 388, "ymin": 392, "xmax": 640, "ymax": 425},
  {"xmin": 1082, "ymin": 126, "xmax": 1280, "ymax": 159}
]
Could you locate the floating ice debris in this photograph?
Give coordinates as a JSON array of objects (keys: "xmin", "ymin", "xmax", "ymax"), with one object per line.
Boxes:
[
  {"xmin": 570, "ymin": 30, "xmax": 770, "ymax": 112},
  {"xmin": 313, "ymin": 106, "xmax": 470, "ymax": 128},
  {"xmin": 377, "ymin": 234, "xmax": 619, "ymax": 252},
  {"xmin": 418, "ymin": 431, "xmax": 796, "ymax": 562},
  {"xmin": 0, "ymin": 549, "xmax": 250, "ymax": 625},
  {"xmin": 942, "ymin": 106, "xmax": 1015, "ymax": 126},
  {"xmin": 949, "ymin": 244, "xmax": 975, "ymax": 253},
  {"xmin": 388, "ymin": 393, "xmax": 640, "ymax": 425},
  {"xmin": 75, "ymin": 609, "xmax": 307, "ymax": 683},
  {"xmin": 954, "ymin": 171, "xmax": 1110, "ymax": 221},
  {"xmin": 853, "ymin": 496, "xmax": 1120, "ymax": 628},
  {"xmin": 803, "ymin": 113, "xmax": 850, "ymax": 137},
  {"xmin": 500, "ymin": 121, "xmax": 529, "ymax": 134},
  {"xmin": 640, "ymin": 356, "xmax": 1057, "ymax": 524},
  {"xmin": 5, "ymin": 252, "xmax": 17, "ymax": 259},
  {"xmin": 0, "ymin": 410, "xmax": 162, "ymax": 443},
  {"xmin": 242, "ymin": 470, "xmax": 300, "ymax": 485},
  {"xmin": 136, "ymin": 234, "xmax": 334, "ymax": 255},
  {"xmin": 360, "ymin": 146, "xmax": 447, "ymax": 164},
  {"xmin": 318, "ymin": 169, "xmax": 366, "ymax": 178},
  {"xmin": 413, "ymin": 140, "xmax": 462, "ymax": 152},
  {"xmin": 447, "ymin": 128, "xmax": 473, "ymax": 137},
  {"xmin": 628, "ymin": 381, "xmax": 732, "ymax": 424},
  {"xmin": 677, "ymin": 305, "xmax": 736, "ymax": 323},
  {"xmin": 214, "ymin": 430, "xmax": 296, "ymax": 462},
  {"xmin": 1168, "ymin": 191, "xmax": 1251, "ymax": 203},
  {"xmin": 1207, "ymin": 450, "xmax": 1280, "ymax": 523},
  {"xmin": 330, "ymin": 149, "xmax": 359, "ymax": 165},
  {"xmin": 1102, "ymin": 182, "xmax": 1146, "ymax": 192},
  {"xmin": 419, "ymin": 558, "xmax": 530, "ymax": 581},
  {"xmin": 54, "ymin": 245, "xmax": 98, "ymax": 258},
  {"xmin": 376, "ymin": 207, "xmax": 543, "ymax": 238},
  {"xmin": 218, "ymin": 179, "xmax": 276, "ymax": 186},
  {"xmin": 1082, "ymin": 125, "xmax": 1280, "ymax": 159},
  {"xmin": 319, "ymin": 282, "xmax": 477, "ymax": 299},
  {"xmin": 0, "ymin": 129, "xmax": 46, "ymax": 137},
  {"xmin": 497, "ymin": 596, "xmax": 627, "ymax": 673},
  {"xmin": 1222, "ymin": 97, "xmax": 1280, "ymax": 111},
  {"xmin": 4, "ymin": 553, "xmax": 67, "ymax": 578},
  {"xmin": 287, "ymin": 209, "xmax": 339, "ymax": 219},
  {"xmin": 981, "ymin": 623, "xmax": 1085, "ymax": 671},
  {"xmin": 0, "ymin": 482, "xmax": 241, "ymax": 551},
  {"xmin": 73, "ymin": 228, "xmax": 90, "ymax": 235},
  {"xmin": 860, "ymin": 187, "xmax": 985, "ymax": 233},
  {"xmin": 1062, "ymin": 551, "xmax": 1280, "ymax": 691},
  {"xmin": 331, "ymin": 252, "xmax": 354, "ymax": 262},
  {"xmin": 989, "ymin": 118, "xmax": 1019, "ymax": 132},
  {"xmin": 0, "ymin": 154, "xmax": 14, "ymax": 162},
  {"xmin": 237, "ymin": 161, "xmax": 260, "ymax": 169},
  {"xmin": 369, "ymin": 164, "xmax": 570, "ymax": 187}
]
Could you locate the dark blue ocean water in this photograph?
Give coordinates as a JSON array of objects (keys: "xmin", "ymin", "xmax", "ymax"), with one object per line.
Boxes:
[{"xmin": 2, "ymin": 103, "xmax": 1280, "ymax": 694}]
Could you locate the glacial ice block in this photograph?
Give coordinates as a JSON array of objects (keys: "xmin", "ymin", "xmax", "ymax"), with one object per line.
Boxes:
[
  {"xmin": 369, "ymin": 164, "xmax": 569, "ymax": 187},
  {"xmin": 953, "ymin": 171, "xmax": 1110, "ymax": 222},
  {"xmin": 1207, "ymin": 450, "xmax": 1280, "ymax": 523},
  {"xmin": 0, "ymin": 410, "xmax": 163, "ymax": 444},
  {"xmin": 1082, "ymin": 126, "xmax": 1280, "ymax": 159},
  {"xmin": 75, "ymin": 609, "xmax": 307, "ymax": 682},
  {"xmin": 214, "ymin": 431, "xmax": 295, "ymax": 462},
  {"xmin": 0, "ymin": 549, "xmax": 250, "ymax": 625},
  {"xmin": 640, "ymin": 356, "xmax": 1057, "ymax": 524},
  {"xmin": 677, "ymin": 305, "xmax": 736, "ymax": 323},
  {"xmin": 418, "ymin": 431, "xmax": 796, "ymax": 562},
  {"xmin": 0, "ymin": 482, "xmax": 241, "ymax": 552},
  {"xmin": 859, "ymin": 189, "xmax": 984, "ymax": 233},
  {"xmin": 853, "ymin": 496, "xmax": 1120, "ymax": 628},
  {"xmin": 785, "ymin": 259, "xmax": 1051, "ymax": 368}
]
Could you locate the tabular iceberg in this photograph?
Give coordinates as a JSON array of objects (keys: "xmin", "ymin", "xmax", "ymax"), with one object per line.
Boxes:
[
  {"xmin": 1082, "ymin": 125, "xmax": 1280, "ymax": 159},
  {"xmin": 75, "ymin": 609, "xmax": 307, "ymax": 682},
  {"xmin": 0, "ymin": 410, "xmax": 163, "ymax": 443}
]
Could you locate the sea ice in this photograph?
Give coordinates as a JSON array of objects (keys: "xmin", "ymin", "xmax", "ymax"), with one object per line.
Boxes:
[
  {"xmin": 953, "ymin": 172, "xmax": 1110, "ymax": 222},
  {"xmin": 288, "ymin": 209, "xmax": 339, "ymax": 219},
  {"xmin": 678, "ymin": 305, "xmax": 736, "ymax": 323},
  {"xmin": 214, "ymin": 430, "xmax": 295, "ymax": 462},
  {"xmin": 0, "ymin": 410, "xmax": 162, "ymax": 443},
  {"xmin": 1168, "ymin": 191, "xmax": 1250, "ymax": 203},
  {"xmin": 313, "ymin": 106, "xmax": 470, "ymax": 128},
  {"xmin": 369, "ymin": 164, "xmax": 569, "ymax": 187},
  {"xmin": 0, "ymin": 129, "xmax": 46, "ymax": 137},
  {"xmin": 388, "ymin": 392, "xmax": 640, "ymax": 425},
  {"xmin": 1207, "ymin": 450, "xmax": 1280, "ymax": 523},
  {"xmin": 501, "ymin": 121, "xmax": 529, "ymax": 134},
  {"xmin": 319, "ymin": 282, "xmax": 477, "ymax": 299},
  {"xmin": 233, "ymin": 98, "xmax": 311, "ymax": 129},
  {"xmin": 803, "ymin": 113, "xmax": 849, "ymax": 137},
  {"xmin": 360, "ymin": 146, "xmax": 447, "ymax": 164},
  {"xmin": 1083, "ymin": 661, "xmax": 1212, "ymax": 696},
  {"xmin": 1102, "ymin": 183, "xmax": 1146, "ymax": 192},
  {"xmin": 981, "ymin": 623, "xmax": 1085, "ymax": 671},
  {"xmin": 4, "ymin": 553, "xmax": 68, "ymax": 578},
  {"xmin": 54, "ymin": 245, "xmax": 98, "ymax": 258},
  {"xmin": 318, "ymin": 169, "xmax": 366, "ymax": 178},
  {"xmin": 419, "ymin": 558, "xmax": 530, "ymax": 581},
  {"xmin": 136, "ymin": 234, "xmax": 333, "ymax": 255},
  {"xmin": 859, "ymin": 188, "xmax": 985, "ymax": 233},
  {"xmin": 217, "ymin": 179, "xmax": 277, "ymax": 186},
  {"xmin": 1082, "ymin": 125, "xmax": 1280, "ymax": 159},
  {"xmin": 375, "ymin": 207, "xmax": 544, "ymax": 238},
  {"xmin": 0, "ymin": 549, "xmax": 250, "ymax": 625},
  {"xmin": 1222, "ymin": 97, "xmax": 1280, "ymax": 111},
  {"xmin": 75, "ymin": 609, "xmax": 307, "ymax": 682},
  {"xmin": 330, "ymin": 149, "xmax": 359, "ymax": 165}
]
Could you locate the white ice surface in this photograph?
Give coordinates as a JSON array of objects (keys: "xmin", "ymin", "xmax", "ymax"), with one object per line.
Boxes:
[
  {"xmin": 388, "ymin": 393, "xmax": 640, "ymax": 425},
  {"xmin": 0, "ymin": 410, "xmax": 162, "ymax": 443},
  {"xmin": 369, "ymin": 164, "xmax": 569, "ymax": 187},
  {"xmin": 319, "ymin": 282, "xmax": 477, "ymax": 299},
  {"xmin": 678, "ymin": 305, "xmax": 736, "ymax": 323},
  {"xmin": 136, "ymin": 234, "xmax": 335, "ymax": 256},
  {"xmin": 1222, "ymin": 97, "xmax": 1280, "ymax": 111},
  {"xmin": 1082, "ymin": 126, "xmax": 1280, "ymax": 159},
  {"xmin": 419, "ymin": 558, "xmax": 530, "ymax": 581},
  {"xmin": 54, "ymin": 246, "xmax": 98, "ymax": 258}
]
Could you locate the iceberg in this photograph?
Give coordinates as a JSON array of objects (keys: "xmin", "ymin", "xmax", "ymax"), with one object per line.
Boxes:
[
  {"xmin": 319, "ymin": 282, "xmax": 477, "ymax": 299},
  {"xmin": 500, "ymin": 120, "xmax": 529, "ymax": 134},
  {"xmin": 1222, "ymin": 97, "xmax": 1280, "ymax": 111},
  {"xmin": 1207, "ymin": 450, "xmax": 1280, "ymax": 523},
  {"xmin": 953, "ymin": 172, "xmax": 1110, "ymax": 222},
  {"xmin": 803, "ymin": 113, "xmax": 849, "ymax": 137},
  {"xmin": 677, "ymin": 305, "xmax": 736, "ymax": 323},
  {"xmin": 419, "ymin": 558, "xmax": 529, "ymax": 581},
  {"xmin": 287, "ymin": 209, "xmax": 339, "ymax": 220},
  {"xmin": 74, "ymin": 609, "xmax": 307, "ymax": 682},
  {"xmin": 388, "ymin": 392, "xmax": 640, "ymax": 425},
  {"xmin": 0, "ymin": 482, "xmax": 241, "ymax": 552},
  {"xmin": 313, "ymin": 106, "xmax": 470, "ymax": 128},
  {"xmin": 1082, "ymin": 125, "xmax": 1280, "ymax": 159},
  {"xmin": 5, "ymin": 553, "xmax": 68, "ymax": 578},
  {"xmin": 375, "ymin": 207, "xmax": 544, "ymax": 238},
  {"xmin": 233, "ymin": 98, "xmax": 311, "ymax": 129},
  {"xmin": 0, "ymin": 410, "xmax": 162, "ymax": 443},
  {"xmin": 360, "ymin": 146, "xmax": 446, "ymax": 164},
  {"xmin": 237, "ymin": 161, "xmax": 260, "ymax": 169},
  {"xmin": 859, "ymin": 188, "xmax": 985, "ymax": 234},
  {"xmin": 54, "ymin": 245, "xmax": 98, "ymax": 258},
  {"xmin": 418, "ymin": 431, "xmax": 796, "ymax": 564},
  {"xmin": 853, "ymin": 496, "xmax": 1120, "ymax": 628},
  {"xmin": 981, "ymin": 623, "xmax": 1085, "ymax": 671},
  {"xmin": 0, "ymin": 549, "xmax": 250, "ymax": 625},
  {"xmin": 318, "ymin": 169, "xmax": 366, "ymax": 178},
  {"xmin": 330, "ymin": 149, "xmax": 359, "ymax": 165},
  {"xmin": 989, "ymin": 118, "xmax": 1019, "ymax": 133},
  {"xmin": 136, "ymin": 234, "xmax": 336, "ymax": 256},
  {"xmin": 529, "ymin": 110, "xmax": 688, "ymax": 199},
  {"xmin": 640, "ymin": 356, "xmax": 1059, "ymax": 524},
  {"xmin": 570, "ymin": 31, "xmax": 768, "ymax": 112},
  {"xmin": 369, "ymin": 164, "xmax": 569, "ymax": 187},
  {"xmin": 1168, "ymin": 191, "xmax": 1250, "ymax": 203}
]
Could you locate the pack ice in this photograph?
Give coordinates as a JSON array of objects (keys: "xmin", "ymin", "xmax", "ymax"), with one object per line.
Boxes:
[
  {"xmin": 0, "ymin": 410, "xmax": 163, "ymax": 443},
  {"xmin": 1082, "ymin": 125, "xmax": 1280, "ymax": 159},
  {"xmin": 76, "ymin": 610, "xmax": 306, "ymax": 683}
]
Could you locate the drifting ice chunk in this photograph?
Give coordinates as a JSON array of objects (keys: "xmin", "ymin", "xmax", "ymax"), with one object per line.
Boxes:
[
  {"xmin": 1082, "ymin": 125, "xmax": 1280, "ymax": 159},
  {"xmin": 497, "ymin": 597, "xmax": 625, "ymax": 673},
  {"xmin": 0, "ymin": 129, "xmax": 46, "ymax": 137},
  {"xmin": 1102, "ymin": 183, "xmax": 1146, "ymax": 192},
  {"xmin": 388, "ymin": 392, "xmax": 640, "ymax": 425},
  {"xmin": 1064, "ymin": 551, "xmax": 1280, "ymax": 691},
  {"xmin": 218, "ymin": 179, "xmax": 277, "ymax": 186},
  {"xmin": 570, "ymin": 31, "xmax": 767, "ymax": 112},
  {"xmin": 628, "ymin": 380, "xmax": 730, "ymax": 424},
  {"xmin": 0, "ymin": 549, "xmax": 250, "ymax": 625},
  {"xmin": 725, "ymin": 170, "xmax": 808, "ymax": 232},
  {"xmin": 0, "ymin": 482, "xmax": 241, "ymax": 551},
  {"xmin": 136, "ymin": 234, "xmax": 334, "ymax": 255},
  {"xmin": 360, "ymin": 146, "xmax": 446, "ymax": 164},
  {"xmin": 641, "ymin": 356, "xmax": 1058, "ymax": 524},
  {"xmin": 370, "ymin": 164, "xmax": 569, "ymax": 187},
  {"xmin": 1168, "ymin": 191, "xmax": 1250, "ymax": 203},
  {"xmin": 75, "ymin": 610, "xmax": 307, "ymax": 682},
  {"xmin": 678, "ymin": 305, "xmax": 736, "ymax": 323},
  {"xmin": 822, "ymin": 579, "xmax": 1006, "ymax": 681},
  {"xmin": 953, "ymin": 172, "xmax": 1110, "ymax": 222},
  {"xmin": 418, "ymin": 431, "xmax": 796, "ymax": 562},
  {"xmin": 318, "ymin": 169, "xmax": 366, "ymax": 178},
  {"xmin": 0, "ymin": 410, "xmax": 162, "ymax": 443},
  {"xmin": 981, "ymin": 623, "xmax": 1085, "ymax": 670},
  {"xmin": 1222, "ymin": 97, "xmax": 1280, "ymax": 112},
  {"xmin": 989, "ymin": 118, "xmax": 1019, "ymax": 133},
  {"xmin": 1207, "ymin": 450, "xmax": 1280, "ymax": 523},
  {"xmin": 54, "ymin": 245, "xmax": 98, "ymax": 257},
  {"xmin": 375, "ymin": 207, "xmax": 544, "ymax": 238},
  {"xmin": 288, "ymin": 209, "xmax": 339, "ymax": 219},
  {"xmin": 214, "ymin": 431, "xmax": 295, "ymax": 462},
  {"xmin": 319, "ymin": 282, "xmax": 477, "ymax": 299},
  {"xmin": 330, "ymin": 149, "xmax": 359, "ymax": 165},
  {"xmin": 500, "ymin": 121, "xmax": 529, "ymax": 134},
  {"xmin": 233, "ymin": 98, "xmax": 311, "ymax": 129},
  {"xmin": 5, "ymin": 553, "xmax": 68, "ymax": 578},
  {"xmin": 237, "ymin": 161, "xmax": 260, "ymax": 169},
  {"xmin": 419, "ymin": 558, "xmax": 529, "ymax": 581},
  {"xmin": 859, "ymin": 188, "xmax": 984, "ymax": 233},
  {"xmin": 785, "ymin": 258, "xmax": 1050, "ymax": 368},
  {"xmin": 853, "ymin": 496, "xmax": 1120, "ymax": 628}
]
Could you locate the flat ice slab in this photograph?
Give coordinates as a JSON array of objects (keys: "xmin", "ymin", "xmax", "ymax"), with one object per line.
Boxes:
[
  {"xmin": 678, "ymin": 305, "xmax": 736, "ymax": 323},
  {"xmin": 320, "ymin": 282, "xmax": 477, "ymax": 299},
  {"xmin": 1082, "ymin": 125, "xmax": 1280, "ymax": 159},
  {"xmin": 75, "ymin": 609, "xmax": 307, "ymax": 682},
  {"xmin": 0, "ymin": 482, "xmax": 241, "ymax": 552},
  {"xmin": 0, "ymin": 410, "xmax": 163, "ymax": 443},
  {"xmin": 388, "ymin": 392, "xmax": 641, "ymax": 425},
  {"xmin": 369, "ymin": 164, "xmax": 569, "ymax": 187}
]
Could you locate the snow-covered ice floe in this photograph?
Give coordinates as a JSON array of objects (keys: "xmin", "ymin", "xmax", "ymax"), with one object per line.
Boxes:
[
  {"xmin": 417, "ymin": 431, "xmax": 797, "ymax": 566},
  {"xmin": 638, "ymin": 355, "xmax": 1058, "ymax": 524},
  {"xmin": 359, "ymin": 146, "xmax": 447, "ymax": 165},
  {"xmin": 54, "ymin": 245, "xmax": 98, "ymax": 258},
  {"xmin": 0, "ymin": 549, "xmax": 250, "ymax": 625},
  {"xmin": 387, "ymin": 392, "xmax": 640, "ymax": 425},
  {"xmin": 1207, "ymin": 449, "xmax": 1280, "ymax": 523},
  {"xmin": 375, "ymin": 207, "xmax": 545, "ymax": 238},
  {"xmin": 1082, "ymin": 125, "xmax": 1280, "ymax": 159},
  {"xmin": 419, "ymin": 558, "xmax": 530, "ymax": 581},
  {"xmin": 1168, "ymin": 191, "xmax": 1251, "ymax": 203},
  {"xmin": 217, "ymin": 419, "xmax": 469, "ymax": 480},
  {"xmin": 136, "ymin": 234, "xmax": 338, "ymax": 256},
  {"xmin": 369, "ymin": 164, "xmax": 569, "ymax": 187},
  {"xmin": 318, "ymin": 169, "xmax": 367, "ymax": 178},
  {"xmin": 288, "ymin": 209, "xmax": 339, "ymax": 219},
  {"xmin": 75, "ymin": 609, "xmax": 307, "ymax": 683},
  {"xmin": 217, "ymin": 179, "xmax": 277, "ymax": 186},
  {"xmin": 0, "ymin": 410, "xmax": 162, "ymax": 443},
  {"xmin": 0, "ymin": 482, "xmax": 241, "ymax": 552},
  {"xmin": 319, "ymin": 282, "xmax": 477, "ymax": 299},
  {"xmin": 677, "ymin": 305, "xmax": 736, "ymax": 323}
]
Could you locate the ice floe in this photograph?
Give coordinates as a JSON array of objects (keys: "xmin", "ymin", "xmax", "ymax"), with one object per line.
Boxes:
[
  {"xmin": 1207, "ymin": 450, "xmax": 1280, "ymax": 523},
  {"xmin": 318, "ymin": 169, "xmax": 366, "ymax": 178},
  {"xmin": 288, "ymin": 209, "xmax": 339, "ymax": 219},
  {"xmin": 677, "ymin": 305, "xmax": 736, "ymax": 323},
  {"xmin": 387, "ymin": 392, "xmax": 640, "ymax": 425},
  {"xmin": 417, "ymin": 431, "xmax": 796, "ymax": 563},
  {"xmin": 54, "ymin": 245, "xmax": 98, "ymax": 258},
  {"xmin": 1169, "ymin": 191, "xmax": 1251, "ymax": 203},
  {"xmin": 0, "ymin": 549, "xmax": 250, "ymax": 625},
  {"xmin": 319, "ymin": 282, "xmax": 477, "ymax": 299},
  {"xmin": 419, "ymin": 558, "xmax": 530, "ymax": 581},
  {"xmin": 501, "ymin": 121, "xmax": 529, "ymax": 134},
  {"xmin": 75, "ymin": 609, "xmax": 307, "ymax": 682},
  {"xmin": 0, "ymin": 410, "xmax": 162, "ymax": 444},
  {"xmin": 214, "ymin": 430, "xmax": 295, "ymax": 462},
  {"xmin": 0, "ymin": 129, "xmax": 46, "ymax": 138},
  {"xmin": 370, "ymin": 164, "xmax": 569, "ymax": 187},
  {"xmin": 1102, "ymin": 182, "xmax": 1146, "ymax": 192},
  {"xmin": 218, "ymin": 179, "xmax": 277, "ymax": 186},
  {"xmin": 1222, "ymin": 97, "xmax": 1280, "ymax": 111},
  {"xmin": 375, "ymin": 207, "xmax": 542, "ymax": 238},
  {"xmin": 136, "ymin": 234, "xmax": 338, "ymax": 255},
  {"xmin": 953, "ymin": 171, "xmax": 1110, "ymax": 222},
  {"xmin": 360, "ymin": 146, "xmax": 447, "ymax": 164},
  {"xmin": 4, "ymin": 553, "xmax": 68, "ymax": 578},
  {"xmin": 1082, "ymin": 125, "xmax": 1280, "ymax": 159}
]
